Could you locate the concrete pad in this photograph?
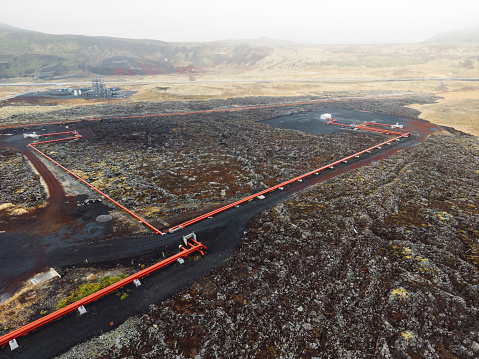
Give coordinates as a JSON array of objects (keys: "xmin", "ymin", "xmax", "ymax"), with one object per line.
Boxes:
[
  {"xmin": 30, "ymin": 268, "xmax": 61, "ymax": 286},
  {"xmin": 9, "ymin": 339, "xmax": 19, "ymax": 351}
]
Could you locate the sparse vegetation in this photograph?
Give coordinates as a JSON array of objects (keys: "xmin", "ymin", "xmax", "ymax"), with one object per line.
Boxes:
[
  {"xmin": 0, "ymin": 148, "xmax": 47, "ymax": 219},
  {"xmin": 408, "ymin": 90, "xmax": 479, "ymax": 136},
  {"xmin": 56, "ymin": 274, "xmax": 127, "ymax": 309},
  {"xmin": 75, "ymin": 132, "xmax": 479, "ymax": 358},
  {"xmin": 1, "ymin": 24, "xmax": 479, "ymax": 356},
  {"xmin": 34, "ymin": 97, "xmax": 389, "ymax": 229}
]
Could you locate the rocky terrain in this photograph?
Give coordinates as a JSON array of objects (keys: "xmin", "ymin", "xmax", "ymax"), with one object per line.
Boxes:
[
  {"xmin": 3, "ymin": 93, "xmax": 476, "ymax": 358},
  {"xmin": 37, "ymin": 102, "xmax": 384, "ymax": 228},
  {"xmin": 0, "ymin": 147, "xmax": 47, "ymax": 217},
  {"xmin": 58, "ymin": 131, "xmax": 479, "ymax": 359},
  {"xmin": 0, "ymin": 266, "xmax": 136, "ymax": 335},
  {"xmin": 0, "ymin": 91, "xmax": 405, "ymax": 126},
  {"xmin": 28, "ymin": 93, "xmax": 436, "ymax": 230},
  {"xmin": 0, "ymin": 94, "xmax": 436, "ymax": 331}
]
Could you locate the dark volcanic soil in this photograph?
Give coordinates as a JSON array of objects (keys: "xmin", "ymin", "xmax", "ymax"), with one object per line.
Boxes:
[
  {"xmin": 37, "ymin": 110, "xmax": 385, "ymax": 223},
  {"xmin": 0, "ymin": 147, "xmax": 47, "ymax": 210},
  {"xmin": 2, "ymin": 92, "xmax": 471, "ymax": 359},
  {"xmin": 61, "ymin": 132, "xmax": 479, "ymax": 359}
]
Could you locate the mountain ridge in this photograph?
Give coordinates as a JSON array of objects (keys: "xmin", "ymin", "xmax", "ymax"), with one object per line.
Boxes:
[
  {"xmin": 0, "ymin": 23, "xmax": 273, "ymax": 78},
  {"xmin": 1, "ymin": 24, "xmax": 479, "ymax": 80},
  {"xmin": 424, "ymin": 27, "xmax": 479, "ymax": 43}
]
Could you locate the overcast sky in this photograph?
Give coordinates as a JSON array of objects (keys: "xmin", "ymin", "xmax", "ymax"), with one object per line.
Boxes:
[{"xmin": 1, "ymin": 0, "xmax": 478, "ymax": 44}]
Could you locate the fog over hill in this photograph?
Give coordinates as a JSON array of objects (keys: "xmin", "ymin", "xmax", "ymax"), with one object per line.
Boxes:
[
  {"xmin": 0, "ymin": 24, "xmax": 272, "ymax": 79},
  {"xmin": 1, "ymin": 24, "xmax": 479, "ymax": 80},
  {"xmin": 425, "ymin": 27, "xmax": 479, "ymax": 43}
]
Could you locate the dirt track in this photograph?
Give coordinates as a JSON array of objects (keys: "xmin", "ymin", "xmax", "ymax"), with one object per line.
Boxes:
[{"xmin": 0, "ymin": 94, "xmax": 443, "ymax": 358}]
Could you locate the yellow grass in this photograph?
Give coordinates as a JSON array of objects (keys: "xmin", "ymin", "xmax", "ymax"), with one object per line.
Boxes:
[
  {"xmin": 1, "ymin": 42, "xmax": 479, "ymax": 134},
  {"xmin": 3, "ymin": 81, "xmax": 479, "ymax": 138},
  {"xmin": 408, "ymin": 90, "xmax": 479, "ymax": 136},
  {"xmin": 0, "ymin": 86, "xmax": 47, "ymax": 99}
]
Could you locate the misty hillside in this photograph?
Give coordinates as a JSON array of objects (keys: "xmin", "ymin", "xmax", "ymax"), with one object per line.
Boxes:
[
  {"xmin": 1, "ymin": 24, "xmax": 479, "ymax": 80},
  {"xmin": 425, "ymin": 27, "xmax": 479, "ymax": 43},
  {"xmin": 0, "ymin": 24, "xmax": 272, "ymax": 78}
]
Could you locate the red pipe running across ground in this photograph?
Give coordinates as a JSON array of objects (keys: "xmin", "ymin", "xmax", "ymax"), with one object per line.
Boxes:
[
  {"xmin": 0, "ymin": 92, "xmax": 417, "ymax": 130},
  {"xmin": 112, "ymin": 93, "xmax": 418, "ymax": 121},
  {"xmin": 17, "ymin": 118, "xmax": 408, "ymax": 236},
  {"xmin": 0, "ymin": 119, "xmax": 101, "ymax": 130},
  {"xmin": 0, "ymin": 113, "xmax": 410, "ymax": 348},
  {"xmin": 356, "ymin": 125, "xmax": 405, "ymax": 136},
  {"xmin": 168, "ymin": 131, "xmax": 410, "ymax": 233},
  {"xmin": 29, "ymin": 133, "xmax": 165, "ymax": 235},
  {"xmin": 0, "ymin": 238, "xmax": 207, "ymax": 348},
  {"xmin": 326, "ymin": 118, "xmax": 405, "ymax": 136},
  {"xmin": 38, "ymin": 131, "xmax": 78, "ymax": 137},
  {"xmin": 361, "ymin": 122, "xmax": 392, "ymax": 127}
]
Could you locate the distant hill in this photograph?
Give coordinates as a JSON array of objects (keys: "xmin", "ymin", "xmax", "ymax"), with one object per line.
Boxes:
[
  {"xmin": 0, "ymin": 24, "xmax": 273, "ymax": 79},
  {"xmin": 3, "ymin": 23, "xmax": 479, "ymax": 81},
  {"xmin": 424, "ymin": 27, "xmax": 479, "ymax": 43},
  {"xmin": 0, "ymin": 23, "xmax": 31, "ymax": 32}
]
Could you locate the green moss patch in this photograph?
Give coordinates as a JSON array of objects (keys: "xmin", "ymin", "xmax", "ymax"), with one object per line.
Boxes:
[{"xmin": 57, "ymin": 274, "xmax": 127, "ymax": 309}]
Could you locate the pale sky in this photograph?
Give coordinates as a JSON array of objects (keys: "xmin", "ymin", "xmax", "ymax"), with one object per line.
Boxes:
[{"xmin": 1, "ymin": 0, "xmax": 478, "ymax": 44}]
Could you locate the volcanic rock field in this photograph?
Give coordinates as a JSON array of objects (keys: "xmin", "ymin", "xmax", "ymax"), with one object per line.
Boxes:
[
  {"xmin": 0, "ymin": 147, "xmax": 46, "ymax": 217},
  {"xmin": 59, "ymin": 130, "xmax": 479, "ymax": 359},
  {"xmin": 2, "ymin": 93, "xmax": 479, "ymax": 358},
  {"xmin": 37, "ymin": 107, "xmax": 383, "ymax": 230}
]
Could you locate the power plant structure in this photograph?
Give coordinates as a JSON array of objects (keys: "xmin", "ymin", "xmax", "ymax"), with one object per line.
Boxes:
[
  {"xmin": 69, "ymin": 76, "xmax": 124, "ymax": 98},
  {"xmin": 91, "ymin": 75, "xmax": 108, "ymax": 97},
  {"xmin": 47, "ymin": 75, "xmax": 128, "ymax": 99}
]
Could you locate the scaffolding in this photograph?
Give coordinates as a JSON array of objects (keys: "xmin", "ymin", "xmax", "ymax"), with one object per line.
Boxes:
[{"xmin": 92, "ymin": 75, "xmax": 108, "ymax": 97}]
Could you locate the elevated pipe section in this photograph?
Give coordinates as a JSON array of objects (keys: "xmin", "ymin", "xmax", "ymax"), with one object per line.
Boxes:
[
  {"xmin": 0, "ymin": 119, "xmax": 100, "ymax": 130},
  {"xmin": 327, "ymin": 118, "xmax": 405, "ymax": 135},
  {"xmin": 29, "ymin": 133, "xmax": 165, "ymax": 235},
  {"xmin": 168, "ymin": 131, "xmax": 410, "ymax": 233},
  {"xmin": 38, "ymin": 131, "xmax": 78, "ymax": 138},
  {"xmin": 356, "ymin": 125, "xmax": 405, "ymax": 136},
  {"xmin": 0, "ymin": 238, "xmax": 207, "ymax": 348},
  {"xmin": 112, "ymin": 93, "xmax": 419, "ymax": 121}
]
